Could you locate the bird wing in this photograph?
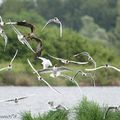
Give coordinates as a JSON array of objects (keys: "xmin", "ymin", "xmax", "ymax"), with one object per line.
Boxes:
[
  {"xmin": 27, "ymin": 59, "xmax": 39, "ymax": 76},
  {"xmin": 103, "ymin": 107, "xmax": 116, "ymax": 119},
  {"xmin": 0, "ymin": 31, "xmax": 8, "ymax": 51},
  {"xmin": 34, "ymin": 43, "xmax": 43, "ymax": 60},
  {"xmin": 41, "ymin": 78, "xmax": 61, "ymax": 94},
  {"xmin": 10, "ymin": 23, "xmax": 22, "ymax": 36},
  {"xmin": 48, "ymin": 54, "xmax": 64, "ymax": 61},
  {"xmin": 80, "ymin": 52, "xmax": 90, "ymax": 57},
  {"xmin": 72, "ymin": 70, "xmax": 82, "ymax": 80},
  {"xmin": 10, "ymin": 49, "xmax": 18, "ymax": 64},
  {"xmin": 57, "ymin": 67, "xmax": 71, "ymax": 72},
  {"xmin": 69, "ymin": 60, "xmax": 88, "ymax": 65},
  {"xmin": 109, "ymin": 65, "xmax": 120, "ymax": 72},
  {"xmin": 91, "ymin": 59, "xmax": 96, "ymax": 68},
  {"xmin": 60, "ymin": 74, "xmax": 72, "ymax": 80},
  {"xmin": 85, "ymin": 66, "xmax": 105, "ymax": 71},
  {"xmin": 23, "ymin": 37, "xmax": 35, "ymax": 53},
  {"xmin": 37, "ymin": 57, "xmax": 47, "ymax": 62},
  {"xmin": 59, "ymin": 22, "xmax": 62, "ymax": 37},
  {"xmin": 0, "ymin": 66, "xmax": 8, "ymax": 71},
  {"xmin": 41, "ymin": 19, "xmax": 53, "ymax": 31},
  {"xmin": 37, "ymin": 68, "xmax": 53, "ymax": 73},
  {"xmin": 16, "ymin": 21, "xmax": 35, "ymax": 33},
  {"xmin": 18, "ymin": 96, "xmax": 28, "ymax": 100},
  {"xmin": 0, "ymin": 16, "xmax": 3, "ymax": 22},
  {"xmin": 5, "ymin": 99, "xmax": 15, "ymax": 102}
]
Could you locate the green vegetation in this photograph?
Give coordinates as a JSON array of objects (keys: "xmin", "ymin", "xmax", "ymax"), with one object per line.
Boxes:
[
  {"xmin": 21, "ymin": 98, "xmax": 120, "ymax": 120},
  {"xmin": 22, "ymin": 110, "xmax": 68, "ymax": 120}
]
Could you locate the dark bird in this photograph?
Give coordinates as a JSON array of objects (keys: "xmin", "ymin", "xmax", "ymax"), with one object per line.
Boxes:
[
  {"xmin": 6, "ymin": 20, "xmax": 35, "ymax": 33},
  {"xmin": 27, "ymin": 33, "xmax": 43, "ymax": 60}
]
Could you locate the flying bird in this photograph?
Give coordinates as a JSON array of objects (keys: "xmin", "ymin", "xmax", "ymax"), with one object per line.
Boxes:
[
  {"xmin": 0, "ymin": 49, "xmax": 18, "ymax": 72},
  {"xmin": 36, "ymin": 65, "xmax": 71, "ymax": 78},
  {"xmin": 103, "ymin": 106, "xmax": 120, "ymax": 119},
  {"xmin": 48, "ymin": 54, "xmax": 88, "ymax": 65},
  {"xmin": 85, "ymin": 64, "xmax": 120, "ymax": 72},
  {"xmin": 48, "ymin": 101, "xmax": 68, "ymax": 111},
  {"xmin": 72, "ymin": 70, "xmax": 95, "ymax": 86},
  {"xmin": 0, "ymin": 94, "xmax": 35, "ymax": 104},
  {"xmin": 41, "ymin": 17, "xmax": 62, "ymax": 37},
  {"xmin": 74, "ymin": 52, "xmax": 96, "ymax": 68},
  {"xmin": 37, "ymin": 57, "xmax": 52, "ymax": 69},
  {"xmin": 9, "ymin": 21, "xmax": 35, "ymax": 53},
  {"xmin": 27, "ymin": 59, "xmax": 61, "ymax": 94}
]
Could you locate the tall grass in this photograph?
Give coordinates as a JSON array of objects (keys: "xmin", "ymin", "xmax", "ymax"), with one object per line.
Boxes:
[
  {"xmin": 22, "ymin": 110, "xmax": 68, "ymax": 120},
  {"xmin": 75, "ymin": 97, "xmax": 120, "ymax": 120}
]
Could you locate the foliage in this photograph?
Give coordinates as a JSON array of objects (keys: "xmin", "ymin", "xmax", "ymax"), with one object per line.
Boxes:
[{"xmin": 22, "ymin": 110, "xmax": 68, "ymax": 120}]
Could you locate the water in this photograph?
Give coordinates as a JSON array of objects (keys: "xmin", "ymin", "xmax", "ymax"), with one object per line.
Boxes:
[{"xmin": 0, "ymin": 86, "xmax": 119, "ymax": 119}]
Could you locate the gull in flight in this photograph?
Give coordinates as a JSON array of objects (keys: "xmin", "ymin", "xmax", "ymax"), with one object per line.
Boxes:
[
  {"xmin": 0, "ymin": 94, "xmax": 35, "ymax": 104},
  {"xmin": 0, "ymin": 16, "xmax": 8, "ymax": 51},
  {"xmin": 0, "ymin": 49, "xmax": 18, "ymax": 72},
  {"xmin": 0, "ymin": 97, "xmax": 27, "ymax": 104},
  {"xmin": 48, "ymin": 54, "xmax": 88, "ymax": 65},
  {"xmin": 41, "ymin": 17, "xmax": 62, "ymax": 37},
  {"xmin": 85, "ymin": 64, "xmax": 120, "ymax": 72},
  {"xmin": 9, "ymin": 21, "xmax": 35, "ymax": 53},
  {"xmin": 37, "ymin": 57, "xmax": 52, "ymax": 69},
  {"xmin": 36, "ymin": 65, "xmax": 71, "ymax": 78},
  {"xmin": 7, "ymin": 20, "xmax": 43, "ymax": 58},
  {"xmin": 74, "ymin": 52, "xmax": 96, "ymax": 68},
  {"xmin": 72, "ymin": 70, "xmax": 95, "ymax": 86},
  {"xmin": 103, "ymin": 106, "xmax": 120, "ymax": 119},
  {"xmin": 48, "ymin": 101, "xmax": 68, "ymax": 111},
  {"xmin": 27, "ymin": 59, "xmax": 61, "ymax": 94}
]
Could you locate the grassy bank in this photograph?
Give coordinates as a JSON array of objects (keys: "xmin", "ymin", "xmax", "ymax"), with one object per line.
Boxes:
[
  {"xmin": 21, "ymin": 98, "xmax": 120, "ymax": 120},
  {"xmin": 0, "ymin": 61, "xmax": 120, "ymax": 86}
]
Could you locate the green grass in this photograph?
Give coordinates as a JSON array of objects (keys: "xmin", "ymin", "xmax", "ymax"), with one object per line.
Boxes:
[
  {"xmin": 21, "ymin": 98, "xmax": 120, "ymax": 120},
  {"xmin": 75, "ymin": 97, "xmax": 120, "ymax": 120},
  {"xmin": 22, "ymin": 110, "xmax": 68, "ymax": 120},
  {"xmin": 0, "ymin": 61, "xmax": 120, "ymax": 86}
]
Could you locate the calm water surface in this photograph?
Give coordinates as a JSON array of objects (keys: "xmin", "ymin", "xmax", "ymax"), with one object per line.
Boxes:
[{"xmin": 0, "ymin": 86, "xmax": 119, "ymax": 119}]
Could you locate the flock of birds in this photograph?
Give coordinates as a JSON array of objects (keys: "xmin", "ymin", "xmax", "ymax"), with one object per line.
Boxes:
[{"xmin": 0, "ymin": 16, "xmax": 120, "ymax": 119}]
